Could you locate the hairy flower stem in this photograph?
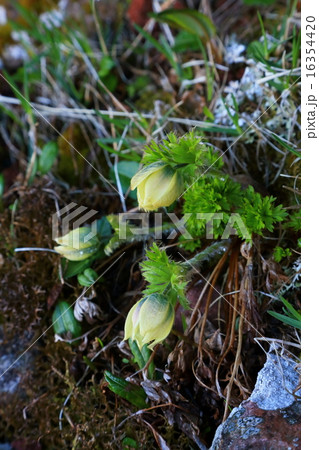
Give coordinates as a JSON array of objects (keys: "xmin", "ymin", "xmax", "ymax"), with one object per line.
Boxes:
[{"xmin": 181, "ymin": 239, "xmax": 231, "ymax": 273}]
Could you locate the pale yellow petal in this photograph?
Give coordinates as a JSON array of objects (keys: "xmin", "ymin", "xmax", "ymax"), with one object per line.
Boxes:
[
  {"xmin": 130, "ymin": 162, "xmax": 165, "ymax": 191},
  {"xmin": 149, "ymin": 172, "xmax": 184, "ymax": 209},
  {"xmin": 145, "ymin": 306, "xmax": 175, "ymax": 350},
  {"xmin": 124, "ymin": 302, "xmax": 139, "ymax": 341},
  {"xmin": 55, "ymin": 227, "xmax": 99, "ymax": 249},
  {"xmin": 139, "ymin": 166, "xmax": 173, "ymax": 209},
  {"xmin": 139, "ymin": 295, "xmax": 169, "ymax": 333},
  {"xmin": 54, "ymin": 245, "xmax": 97, "ymax": 261}
]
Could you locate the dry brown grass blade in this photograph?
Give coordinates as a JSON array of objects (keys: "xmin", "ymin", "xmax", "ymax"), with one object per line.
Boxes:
[
  {"xmin": 215, "ymin": 242, "xmax": 240, "ymax": 398},
  {"xmin": 219, "ymin": 242, "xmax": 259, "ymax": 420},
  {"xmin": 197, "ymin": 244, "xmax": 232, "ymax": 359},
  {"xmin": 222, "ymin": 300, "xmax": 245, "ymax": 421},
  {"xmin": 240, "ymin": 242, "xmax": 261, "ymax": 335}
]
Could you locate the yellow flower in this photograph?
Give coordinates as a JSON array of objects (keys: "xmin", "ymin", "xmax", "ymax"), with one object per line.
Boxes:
[
  {"xmin": 54, "ymin": 227, "xmax": 99, "ymax": 261},
  {"xmin": 124, "ymin": 294, "xmax": 175, "ymax": 350},
  {"xmin": 131, "ymin": 162, "xmax": 184, "ymax": 211}
]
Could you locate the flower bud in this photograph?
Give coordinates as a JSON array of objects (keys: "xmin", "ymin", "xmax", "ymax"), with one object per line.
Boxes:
[
  {"xmin": 54, "ymin": 227, "xmax": 99, "ymax": 261},
  {"xmin": 131, "ymin": 162, "xmax": 184, "ymax": 211},
  {"xmin": 124, "ymin": 294, "xmax": 175, "ymax": 350}
]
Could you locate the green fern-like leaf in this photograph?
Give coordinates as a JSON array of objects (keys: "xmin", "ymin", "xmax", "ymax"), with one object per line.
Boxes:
[
  {"xmin": 140, "ymin": 243, "xmax": 189, "ymax": 308},
  {"xmin": 141, "ymin": 131, "xmax": 224, "ymax": 181},
  {"xmin": 238, "ymin": 186, "xmax": 287, "ymax": 235},
  {"xmin": 180, "ymin": 176, "xmax": 242, "ymax": 246},
  {"xmin": 285, "ymin": 210, "xmax": 301, "ymax": 232},
  {"xmin": 180, "ymin": 179, "xmax": 287, "ymax": 246}
]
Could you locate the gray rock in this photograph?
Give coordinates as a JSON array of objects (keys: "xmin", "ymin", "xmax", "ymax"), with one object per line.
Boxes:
[
  {"xmin": 210, "ymin": 345, "xmax": 301, "ymax": 450},
  {"xmin": 249, "ymin": 346, "xmax": 300, "ymax": 410},
  {"xmin": 0, "ymin": 327, "xmax": 34, "ymax": 396}
]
